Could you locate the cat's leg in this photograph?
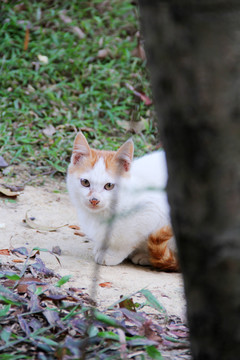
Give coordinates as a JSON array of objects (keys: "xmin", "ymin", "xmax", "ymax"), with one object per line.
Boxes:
[
  {"xmin": 128, "ymin": 240, "xmax": 151, "ymax": 266},
  {"xmin": 94, "ymin": 246, "xmax": 131, "ymax": 266},
  {"xmin": 129, "ymin": 251, "xmax": 151, "ymax": 266}
]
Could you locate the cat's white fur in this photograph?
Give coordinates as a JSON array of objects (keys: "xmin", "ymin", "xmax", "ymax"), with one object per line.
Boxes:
[{"xmin": 67, "ymin": 136, "xmax": 175, "ymax": 266}]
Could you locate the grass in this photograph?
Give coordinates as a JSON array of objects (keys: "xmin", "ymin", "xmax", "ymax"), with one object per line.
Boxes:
[{"xmin": 0, "ymin": 0, "xmax": 158, "ymax": 178}]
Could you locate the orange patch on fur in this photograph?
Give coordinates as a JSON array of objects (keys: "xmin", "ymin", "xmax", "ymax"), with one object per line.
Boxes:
[
  {"xmin": 69, "ymin": 148, "xmax": 130, "ymax": 178},
  {"xmin": 148, "ymin": 225, "xmax": 179, "ymax": 271}
]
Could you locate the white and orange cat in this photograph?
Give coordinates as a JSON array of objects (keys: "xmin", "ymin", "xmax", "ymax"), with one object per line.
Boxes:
[{"xmin": 67, "ymin": 132, "xmax": 178, "ymax": 271}]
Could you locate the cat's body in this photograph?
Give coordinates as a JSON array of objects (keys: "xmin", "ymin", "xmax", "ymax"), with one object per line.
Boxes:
[{"xmin": 67, "ymin": 132, "xmax": 178, "ymax": 271}]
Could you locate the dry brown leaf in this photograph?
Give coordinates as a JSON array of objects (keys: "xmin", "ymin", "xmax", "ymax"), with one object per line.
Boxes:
[
  {"xmin": 59, "ymin": 11, "xmax": 85, "ymax": 39},
  {"xmin": 117, "ymin": 118, "xmax": 148, "ymax": 134},
  {"xmin": 42, "ymin": 125, "xmax": 56, "ymax": 137},
  {"xmin": 72, "ymin": 26, "xmax": 85, "ymax": 39},
  {"xmin": 99, "ymin": 282, "xmax": 112, "ymax": 288},
  {"xmin": 132, "ymin": 31, "xmax": 146, "ymax": 61},
  {"xmin": 37, "ymin": 54, "xmax": 49, "ymax": 64},
  {"xmin": 25, "ymin": 211, "xmax": 68, "ymax": 232},
  {"xmin": 56, "ymin": 123, "xmax": 77, "ymax": 132},
  {"xmin": 4, "ymin": 277, "xmax": 48, "ymax": 294},
  {"xmin": 12, "ymin": 259, "xmax": 24, "ymax": 263},
  {"xmin": 119, "ymin": 296, "xmax": 136, "ymax": 311},
  {"xmin": 97, "ymin": 48, "xmax": 110, "ymax": 59},
  {"xmin": 69, "ymin": 224, "xmax": 80, "ymax": 230},
  {"xmin": 0, "ymin": 156, "xmax": 8, "ymax": 168},
  {"xmin": 3, "ymin": 184, "xmax": 24, "ymax": 192},
  {"xmin": 52, "ymin": 246, "xmax": 62, "ymax": 256},
  {"xmin": 74, "ymin": 231, "xmax": 85, "ymax": 237},
  {"xmin": 59, "ymin": 12, "xmax": 72, "ymax": 24},
  {"xmin": 80, "ymin": 127, "xmax": 95, "ymax": 133},
  {"xmin": 0, "ymin": 184, "xmax": 22, "ymax": 198},
  {"xmin": 14, "ymin": 3, "xmax": 26, "ymax": 12},
  {"xmin": 0, "ymin": 249, "xmax": 10, "ymax": 255}
]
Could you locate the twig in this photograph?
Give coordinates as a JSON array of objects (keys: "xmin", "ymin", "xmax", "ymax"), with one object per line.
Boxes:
[{"xmin": 21, "ymin": 169, "xmax": 56, "ymax": 186}]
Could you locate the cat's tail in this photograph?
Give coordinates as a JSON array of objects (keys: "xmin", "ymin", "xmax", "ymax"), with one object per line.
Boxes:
[{"xmin": 148, "ymin": 225, "xmax": 179, "ymax": 271}]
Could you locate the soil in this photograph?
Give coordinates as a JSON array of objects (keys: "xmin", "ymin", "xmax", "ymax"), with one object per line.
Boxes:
[{"xmin": 0, "ymin": 179, "xmax": 186, "ymax": 321}]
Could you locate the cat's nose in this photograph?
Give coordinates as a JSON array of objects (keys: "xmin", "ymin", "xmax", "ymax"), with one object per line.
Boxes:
[{"xmin": 89, "ymin": 197, "xmax": 100, "ymax": 206}]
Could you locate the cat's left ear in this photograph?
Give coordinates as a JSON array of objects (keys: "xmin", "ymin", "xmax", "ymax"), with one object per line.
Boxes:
[
  {"xmin": 115, "ymin": 138, "xmax": 134, "ymax": 172},
  {"xmin": 71, "ymin": 131, "xmax": 91, "ymax": 165}
]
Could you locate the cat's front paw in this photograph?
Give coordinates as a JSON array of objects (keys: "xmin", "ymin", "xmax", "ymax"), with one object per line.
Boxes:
[
  {"xmin": 94, "ymin": 248, "xmax": 125, "ymax": 266},
  {"xmin": 130, "ymin": 252, "xmax": 151, "ymax": 266}
]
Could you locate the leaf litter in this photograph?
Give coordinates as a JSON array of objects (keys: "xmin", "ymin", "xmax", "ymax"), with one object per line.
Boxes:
[{"xmin": 0, "ymin": 247, "xmax": 191, "ymax": 359}]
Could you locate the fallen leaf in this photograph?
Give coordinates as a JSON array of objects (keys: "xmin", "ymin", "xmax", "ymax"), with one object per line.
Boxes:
[
  {"xmin": 0, "ymin": 184, "xmax": 22, "ymax": 198},
  {"xmin": 74, "ymin": 231, "xmax": 85, "ymax": 237},
  {"xmin": 12, "ymin": 259, "xmax": 24, "ymax": 263},
  {"xmin": 52, "ymin": 246, "xmax": 62, "ymax": 256},
  {"xmin": 30, "ymin": 257, "xmax": 54, "ymax": 277},
  {"xmin": 99, "ymin": 282, "xmax": 112, "ymax": 288},
  {"xmin": 69, "ymin": 225, "xmax": 80, "ymax": 230},
  {"xmin": 2, "ymin": 184, "xmax": 24, "ymax": 192},
  {"xmin": 14, "ymin": 3, "xmax": 26, "ymax": 12},
  {"xmin": 64, "ymin": 336, "xmax": 81, "ymax": 358},
  {"xmin": 59, "ymin": 11, "xmax": 72, "ymax": 24},
  {"xmin": 72, "ymin": 26, "xmax": 85, "ymax": 39},
  {"xmin": 25, "ymin": 211, "xmax": 68, "ymax": 232},
  {"xmin": 0, "ymin": 156, "xmax": 8, "ymax": 168},
  {"xmin": 131, "ymin": 31, "xmax": 146, "ymax": 61},
  {"xmin": 43, "ymin": 309, "xmax": 63, "ymax": 327},
  {"xmin": 28, "ymin": 318, "xmax": 42, "ymax": 331},
  {"xmin": 80, "ymin": 127, "xmax": 95, "ymax": 133},
  {"xmin": 3, "ymin": 277, "xmax": 47, "ymax": 293},
  {"xmin": 56, "ymin": 123, "xmax": 77, "ymax": 132},
  {"xmin": 42, "ymin": 125, "xmax": 56, "ymax": 137},
  {"xmin": 117, "ymin": 118, "xmax": 148, "ymax": 134},
  {"xmin": 28, "ymin": 291, "xmax": 43, "ymax": 312},
  {"xmin": 37, "ymin": 54, "xmax": 49, "ymax": 64},
  {"xmin": 119, "ymin": 297, "xmax": 136, "ymax": 312},
  {"xmin": 12, "ymin": 247, "xmax": 30, "ymax": 258},
  {"xmin": 18, "ymin": 315, "xmax": 31, "ymax": 336},
  {"xmin": 97, "ymin": 48, "xmax": 110, "ymax": 59},
  {"xmin": 0, "ymin": 284, "xmax": 27, "ymax": 305},
  {"xmin": 0, "ymin": 249, "xmax": 10, "ymax": 256},
  {"xmin": 59, "ymin": 11, "xmax": 85, "ymax": 39}
]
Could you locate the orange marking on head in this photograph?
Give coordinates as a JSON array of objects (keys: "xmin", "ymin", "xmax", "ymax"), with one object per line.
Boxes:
[{"xmin": 68, "ymin": 148, "xmax": 130, "ymax": 178}]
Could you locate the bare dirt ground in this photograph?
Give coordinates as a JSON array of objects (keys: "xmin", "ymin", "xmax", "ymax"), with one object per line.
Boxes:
[{"xmin": 0, "ymin": 179, "xmax": 186, "ymax": 322}]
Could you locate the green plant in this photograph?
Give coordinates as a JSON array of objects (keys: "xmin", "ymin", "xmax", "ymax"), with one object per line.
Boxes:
[{"xmin": 0, "ymin": 0, "xmax": 158, "ymax": 179}]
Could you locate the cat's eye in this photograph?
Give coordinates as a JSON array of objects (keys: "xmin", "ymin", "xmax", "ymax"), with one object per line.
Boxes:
[
  {"xmin": 80, "ymin": 178, "xmax": 90, "ymax": 187},
  {"xmin": 104, "ymin": 183, "xmax": 115, "ymax": 191}
]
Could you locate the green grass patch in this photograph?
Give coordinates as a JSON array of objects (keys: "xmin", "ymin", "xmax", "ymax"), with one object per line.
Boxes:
[{"xmin": 0, "ymin": 0, "xmax": 158, "ymax": 179}]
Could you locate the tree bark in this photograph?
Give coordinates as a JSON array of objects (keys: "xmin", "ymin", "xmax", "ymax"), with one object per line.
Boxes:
[{"xmin": 138, "ymin": 1, "xmax": 240, "ymax": 359}]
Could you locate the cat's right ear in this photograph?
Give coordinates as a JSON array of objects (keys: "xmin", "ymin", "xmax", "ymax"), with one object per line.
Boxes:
[
  {"xmin": 115, "ymin": 138, "xmax": 134, "ymax": 172},
  {"xmin": 71, "ymin": 132, "xmax": 91, "ymax": 165}
]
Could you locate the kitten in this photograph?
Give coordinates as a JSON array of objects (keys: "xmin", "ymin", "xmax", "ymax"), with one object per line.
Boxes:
[{"xmin": 67, "ymin": 131, "xmax": 178, "ymax": 271}]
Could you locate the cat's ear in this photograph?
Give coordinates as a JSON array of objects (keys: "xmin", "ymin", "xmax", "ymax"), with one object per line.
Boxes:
[
  {"xmin": 114, "ymin": 138, "xmax": 134, "ymax": 172},
  {"xmin": 71, "ymin": 131, "xmax": 91, "ymax": 165}
]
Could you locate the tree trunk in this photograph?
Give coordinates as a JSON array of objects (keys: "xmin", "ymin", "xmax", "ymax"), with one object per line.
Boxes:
[{"xmin": 138, "ymin": 1, "xmax": 240, "ymax": 359}]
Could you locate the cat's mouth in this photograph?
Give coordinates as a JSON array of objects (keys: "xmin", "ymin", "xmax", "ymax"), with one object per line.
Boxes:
[{"xmin": 87, "ymin": 203, "xmax": 105, "ymax": 212}]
